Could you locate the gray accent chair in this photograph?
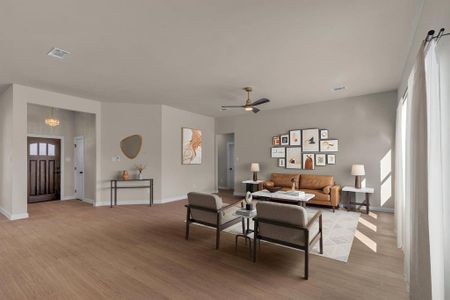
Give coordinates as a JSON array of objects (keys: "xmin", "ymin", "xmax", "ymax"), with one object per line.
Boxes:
[
  {"xmin": 185, "ymin": 192, "xmax": 243, "ymax": 249},
  {"xmin": 253, "ymin": 202, "xmax": 323, "ymax": 279}
]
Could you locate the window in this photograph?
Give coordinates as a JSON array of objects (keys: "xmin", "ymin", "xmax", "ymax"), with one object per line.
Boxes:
[
  {"xmin": 39, "ymin": 143, "xmax": 47, "ymax": 156},
  {"xmin": 29, "ymin": 143, "xmax": 38, "ymax": 155},
  {"xmin": 48, "ymin": 144, "xmax": 55, "ymax": 156}
]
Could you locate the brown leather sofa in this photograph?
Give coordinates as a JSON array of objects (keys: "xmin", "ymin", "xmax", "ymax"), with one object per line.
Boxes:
[{"xmin": 259, "ymin": 173, "xmax": 341, "ymax": 211}]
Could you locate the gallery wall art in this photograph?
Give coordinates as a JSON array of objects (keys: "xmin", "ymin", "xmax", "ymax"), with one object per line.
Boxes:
[
  {"xmin": 270, "ymin": 127, "xmax": 339, "ymax": 169},
  {"xmin": 182, "ymin": 128, "xmax": 202, "ymax": 165}
]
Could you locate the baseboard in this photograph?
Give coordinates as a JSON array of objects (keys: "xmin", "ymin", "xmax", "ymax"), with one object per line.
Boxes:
[
  {"xmin": 218, "ymin": 186, "xmax": 233, "ymax": 190},
  {"xmin": 95, "ymin": 199, "xmax": 151, "ymax": 207},
  {"xmin": 159, "ymin": 194, "xmax": 187, "ymax": 204},
  {"xmin": 369, "ymin": 206, "xmax": 394, "ymax": 213},
  {"xmin": 0, "ymin": 207, "xmax": 29, "ymax": 220},
  {"xmin": 82, "ymin": 198, "xmax": 94, "ymax": 204},
  {"xmin": 234, "ymin": 192, "xmax": 246, "ymax": 197},
  {"xmin": 61, "ymin": 195, "xmax": 76, "ymax": 200}
]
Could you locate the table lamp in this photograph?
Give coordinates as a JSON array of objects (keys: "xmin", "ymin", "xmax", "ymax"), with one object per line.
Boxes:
[
  {"xmin": 351, "ymin": 164, "xmax": 365, "ymax": 189},
  {"xmin": 251, "ymin": 163, "xmax": 260, "ymax": 181}
]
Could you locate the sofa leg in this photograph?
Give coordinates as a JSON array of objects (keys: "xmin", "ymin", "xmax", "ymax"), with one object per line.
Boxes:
[{"xmin": 332, "ymin": 206, "xmax": 335, "ymax": 213}]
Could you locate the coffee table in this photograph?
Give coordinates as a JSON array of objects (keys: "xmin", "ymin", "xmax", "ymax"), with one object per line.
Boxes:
[{"xmin": 251, "ymin": 190, "xmax": 315, "ymax": 207}]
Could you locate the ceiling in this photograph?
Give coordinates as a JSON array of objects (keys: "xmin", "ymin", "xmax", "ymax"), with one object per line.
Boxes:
[{"xmin": 0, "ymin": 0, "xmax": 422, "ymax": 116}]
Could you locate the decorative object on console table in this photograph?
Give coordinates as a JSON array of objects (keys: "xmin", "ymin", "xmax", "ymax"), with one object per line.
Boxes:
[
  {"xmin": 250, "ymin": 163, "xmax": 260, "ymax": 181},
  {"xmin": 303, "ymin": 153, "xmax": 315, "ymax": 170},
  {"xmin": 302, "ymin": 129, "xmax": 319, "ymax": 152},
  {"xmin": 121, "ymin": 170, "xmax": 129, "ymax": 181},
  {"xmin": 182, "ymin": 127, "xmax": 202, "ymax": 165},
  {"xmin": 286, "ymin": 147, "xmax": 302, "ymax": 169},
  {"xmin": 342, "ymin": 186, "xmax": 374, "ymax": 214},
  {"xmin": 320, "ymin": 139, "xmax": 339, "ymax": 152},
  {"xmin": 280, "ymin": 134, "xmax": 289, "ymax": 145},
  {"xmin": 289, "ymin": 129, "xmax": 301, "ymax": 146},
  {"xmin": 351, "ymin": 164, "xmax": 365, "ymax": 189},
  {"xmin": 136, "ymin": 163, "xmax": 146, "ymax": 179}
]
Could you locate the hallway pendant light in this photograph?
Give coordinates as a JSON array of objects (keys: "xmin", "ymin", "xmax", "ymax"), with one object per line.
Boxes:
[{"xmin": 45, "ymin": 108, "xmax": 60, "ymax": 127}]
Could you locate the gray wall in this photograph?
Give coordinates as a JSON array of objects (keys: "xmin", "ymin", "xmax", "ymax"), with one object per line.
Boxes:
[
  {"xmin": 217, "ymin": 133, "xmax": 234, "ymax": 188},
  {"xmin": 216, "ymin": 91, "xmax": 396, "ymax": 209},
  {"xmin": 161, "ymin": 105, "xmax": 216, "ymax": 199}
]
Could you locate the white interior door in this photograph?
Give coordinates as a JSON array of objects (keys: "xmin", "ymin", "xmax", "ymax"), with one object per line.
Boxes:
[
  {"xmin": 74, "ymin": 137, "xmax": 85, "ymax": 200},
  {"xmin": 227, "ymin": 143, "xmax": 235, "ymax": 189}
]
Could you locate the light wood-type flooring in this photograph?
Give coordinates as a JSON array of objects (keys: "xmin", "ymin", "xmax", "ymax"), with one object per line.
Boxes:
[{"xmin": 0, "ymin": 192, "xmax": 408, "ymax": 299}]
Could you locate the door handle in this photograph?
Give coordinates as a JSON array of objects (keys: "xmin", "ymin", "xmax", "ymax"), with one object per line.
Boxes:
[
  {"xmin": 229, "ymin": 168, "xmax": 233, "ymax": 171},
  {"xmin": 79, "ymin": 171, "xmax": 84, "ymax": 174}
]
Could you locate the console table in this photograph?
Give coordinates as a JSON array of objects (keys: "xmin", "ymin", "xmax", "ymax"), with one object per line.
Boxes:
[
  {"xmin": 342, "ymin": 186, "xmax": 374, "ymax": 214},
  {"xmin": 110, "ymin": 179, "xmax": 153, "ymax": 207}
]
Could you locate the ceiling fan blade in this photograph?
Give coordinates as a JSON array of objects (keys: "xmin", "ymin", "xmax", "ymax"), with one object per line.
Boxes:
[
  {"xmin": 252, "ymin": 107, "xmax": 260, "ymax": 113},
  {"xmin": 221, "ymin": 105, "xmax": 244, "ymax": 108},
  {"xmin": 251, "ymin": 98, "xmax": 270, "ymax": 106}
]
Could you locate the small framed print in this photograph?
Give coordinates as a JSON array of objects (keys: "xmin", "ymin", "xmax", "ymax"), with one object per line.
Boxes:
[
  {"xmin": 327, "ymin": 154, "xmax": 336, "ymax": 165},
  {"xmin": 272, "ymin": 136, "xmax": 280, "ymax": 146},
  {"xmin": 286, "ymin": 147, "xmax": 302, "ymax": 169},
  {"xmin": 271, "ymin": 147, "xmax": 285, "ymax": 158},
  {"xmin": 303, "ymin": 153, "xmax": 315, "ymax": 170},
  {"xmin": 316, "ymin": 154, "xmax": 326, "ymax": 166},
  {"xmin": 320, "ymin": 129, "xmax": 328, "ymax": 139},
  {"xmin": 289, "ymin": 129, "xmax": 301, "ymax": 146},
  {"xmin": 302, "ymin": 129, "xmax": 319, "ymax": 152},
  {"xmin": 278, "ymin": 158, "xmax": 286, "ymax": 168},
  {"xmin": 320, "ymin": 139, "xmax": 339, "ymax": 152},
  {"xmin": 280, "ymin": 134, "xmax": 289, "ymax": 146}
]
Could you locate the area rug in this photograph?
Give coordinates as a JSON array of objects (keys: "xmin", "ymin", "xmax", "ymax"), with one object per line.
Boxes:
[{"xmin": 222, "ymin": 207, "xmax": 360, "ymax": 262}]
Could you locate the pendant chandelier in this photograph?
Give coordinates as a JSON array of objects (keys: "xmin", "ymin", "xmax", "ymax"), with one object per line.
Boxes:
[{"xmin": 45, "ymin": 108, "xmax": 60, "ymax": 127}]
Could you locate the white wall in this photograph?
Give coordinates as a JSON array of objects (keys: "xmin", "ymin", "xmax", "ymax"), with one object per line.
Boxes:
[
  {"xmin": 216, "ymin": 91, "xmax": 397, "ymax": 210},
  {"xmin": 100, "ymin": 103, "xmax": 162, "ymax": 205},
  {"xmin": 161, "ymin": 105, "xmax": 215, "ymax": 201},
  {"xmin": 0, "ymin": 86, "xmax": 15, "ymax": 219}
]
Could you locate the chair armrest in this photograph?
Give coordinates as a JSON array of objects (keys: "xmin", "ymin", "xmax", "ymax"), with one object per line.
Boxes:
[
  {"xmin": 330, "ymin": 185, "xmax": 341, "ymax": 206},
  {"xmin": 219, "ymin": 199, "xmax": 244, "ymax": 212},
  {"xmin": 306, "ymin": 210, "xmax": 322, "ymax": 230}
]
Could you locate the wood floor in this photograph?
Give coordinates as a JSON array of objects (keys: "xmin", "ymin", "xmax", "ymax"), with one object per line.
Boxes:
[{"xmin": 0, "ymin": 193, "xmax": 408, "ymax": 299}]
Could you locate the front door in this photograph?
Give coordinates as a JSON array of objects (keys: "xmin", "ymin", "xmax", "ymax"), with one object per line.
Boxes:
[{"xmin": 27, "ymin": 137, "xmax": 61, "ymax": 203}]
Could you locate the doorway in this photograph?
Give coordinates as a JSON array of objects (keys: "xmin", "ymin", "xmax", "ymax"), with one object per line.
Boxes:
[
  {"xmin": 74, "ymin": 136, "xmax": 85, "ymax": 200},
  {"xmin": 27, "ymin": 137, "xmax": 61, "ymax": 203},
  {"xmin": 216, "ymin": 133, "xmax": 235, "ymax": 190}
]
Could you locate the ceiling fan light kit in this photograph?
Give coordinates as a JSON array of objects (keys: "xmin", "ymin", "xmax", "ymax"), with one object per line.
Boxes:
[{"xmin": 221, "ymin": 87, "xmax": 270, "ymax": 113}]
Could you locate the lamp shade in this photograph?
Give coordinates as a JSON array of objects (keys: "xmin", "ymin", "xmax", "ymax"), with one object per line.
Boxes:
[
  {"xmin": 351, "ymin": 164, "xmax": 365, "ymax": 176},
  {"xmin": 250, "ymin": 163, "xmax": 260, "ymax": 172}
]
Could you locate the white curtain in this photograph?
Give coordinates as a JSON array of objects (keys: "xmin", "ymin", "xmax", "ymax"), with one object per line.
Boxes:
[
  {"xmin": 405, "ymin": 43, "xmax": 432, "ymax": 299},
  {"xmin": 425, "ymin": 39, "xmax": 450, "ymax": 300}
]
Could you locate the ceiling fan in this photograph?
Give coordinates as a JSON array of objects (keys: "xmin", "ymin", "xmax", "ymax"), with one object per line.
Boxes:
[{"xmin": 221, "ymin": 87, "xmax": 270, "ymax": 113}]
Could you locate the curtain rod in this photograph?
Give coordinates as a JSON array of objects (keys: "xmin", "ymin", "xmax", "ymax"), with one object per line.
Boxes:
[{"xmin": 425, "ymin": 28, "xmax": 448, "ymax": 44}]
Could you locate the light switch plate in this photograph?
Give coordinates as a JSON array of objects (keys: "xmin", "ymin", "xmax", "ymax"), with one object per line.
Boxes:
[{"xmin": 112, "ymin": 155, "xmax": 121, "ymax": 162}]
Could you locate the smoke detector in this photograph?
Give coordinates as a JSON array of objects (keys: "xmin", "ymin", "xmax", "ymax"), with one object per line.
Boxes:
[{"xmin": 47, "ymin": 47, "xmax": 71, "ymax": 59}]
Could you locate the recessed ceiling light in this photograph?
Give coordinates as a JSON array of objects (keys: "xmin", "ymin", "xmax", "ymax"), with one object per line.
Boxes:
[
  {"xmin": 333, "ymin": 86, "xmax": 346, "ymax": 91},
  {"xmin": 47, "ymin": 47, "xmax": 71, "ymax": 59}
]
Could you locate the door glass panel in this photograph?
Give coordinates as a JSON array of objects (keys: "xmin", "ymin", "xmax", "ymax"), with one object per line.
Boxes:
[
  {"xmin": 39, "ymin": 143, "xmax": 47, "ymax": 155},
  {"xmin": 48, "ymin": 144, "xmax": 55, "ymax": 156},
  {"xmin": 29, "ymin": 143, "xmax": 38, "ymax": 155}
]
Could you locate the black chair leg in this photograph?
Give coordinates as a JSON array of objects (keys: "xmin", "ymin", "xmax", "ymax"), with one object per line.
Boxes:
[
  {"xmin": 304, "ymin": 249, "xmax": 309, "ymax": 280},
  {"xmin": 253, "ymin": 237, "xmax": 257, "ymax": 262},
  {"xmin": 185, "ymin": 221, "xmax": 190, "ymax": 240},
  {"xmin": 216, "ymin": 228, "xmax": 220, "ymax": 249}
]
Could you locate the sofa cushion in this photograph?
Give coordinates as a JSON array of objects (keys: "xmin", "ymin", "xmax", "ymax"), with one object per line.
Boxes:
[
  {"xmin": 300, "ymin": 175, "xmax": 334, "ymax": 190},
  {"xmin": 300, "ymin": 189, "xmax": 331, "ymax": 202},
  {"xmin": 271, "ymin": 173, "xmax": 300, "ymax": 188}
]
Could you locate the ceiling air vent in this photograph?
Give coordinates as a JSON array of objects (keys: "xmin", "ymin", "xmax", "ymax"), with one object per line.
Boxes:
[
  {"xmin": 333, "ymin": 86, "xmax": 346, "ymax": 92},
  {"xmin": 47, "ymin": 47, "xmax": 71, "ymax": 59}
]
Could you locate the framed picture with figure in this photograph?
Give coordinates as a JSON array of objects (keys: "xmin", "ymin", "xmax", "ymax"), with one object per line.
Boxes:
[
  {"xmin": 302, "ymin": 129, "xmax": 319, "ymax": 152},
  {"xmin": 289, "ymin": 129, "xmax": 301, "ymax": 146}
]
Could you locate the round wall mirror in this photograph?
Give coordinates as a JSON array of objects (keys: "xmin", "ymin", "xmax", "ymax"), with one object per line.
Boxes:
[{"xmin": 120, "ymin": 135, "xmax": 143, "ymax": 159}]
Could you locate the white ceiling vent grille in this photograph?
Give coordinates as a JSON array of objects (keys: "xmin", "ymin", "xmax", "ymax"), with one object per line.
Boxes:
[{"xmin": 47, "ymin": 47, "xmax": 71, "ymax": 59}]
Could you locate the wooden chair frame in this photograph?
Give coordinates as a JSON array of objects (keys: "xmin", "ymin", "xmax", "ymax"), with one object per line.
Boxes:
[
  {"xmin": 185, "ymin": 199, "xmax": 244, "ymax": 249},
  {"xmin": 253, "ymin": 210, "xmax": 323, "ymax": 279}
]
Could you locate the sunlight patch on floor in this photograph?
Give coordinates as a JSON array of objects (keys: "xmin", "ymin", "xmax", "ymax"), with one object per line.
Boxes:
[
  {"xmin": 359, "ymin": 217, "xmax": 377, "ymax": 232},
  {"xmin": 355, "ymin": 230, "xmax": 377, "ymax": 252}
]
